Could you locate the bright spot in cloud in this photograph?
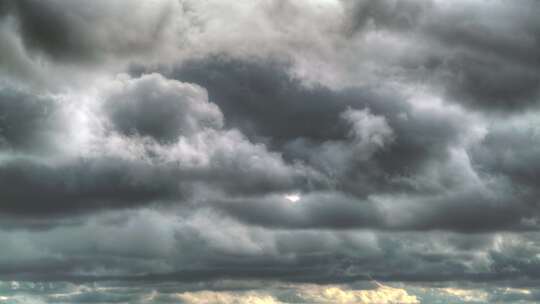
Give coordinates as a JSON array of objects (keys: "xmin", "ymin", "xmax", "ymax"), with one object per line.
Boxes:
[{"xmin": 284, "ymin": 193, "xmax": 301, "ymax": 202}]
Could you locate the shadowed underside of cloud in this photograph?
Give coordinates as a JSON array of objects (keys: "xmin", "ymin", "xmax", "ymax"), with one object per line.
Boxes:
[{"xmin": 1, "ymin": 0, "xmax": 540, "ymax": 303}]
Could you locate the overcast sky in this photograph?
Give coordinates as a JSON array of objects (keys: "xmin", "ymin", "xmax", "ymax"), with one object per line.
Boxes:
[{"xmin": 1, "ymin": 0, "xmax": 540, "ymax": 303}]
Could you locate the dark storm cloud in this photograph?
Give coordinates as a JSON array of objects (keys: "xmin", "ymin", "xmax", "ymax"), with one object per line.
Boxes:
[
  {"xmin": 0, "ymin": 86, "xmax": 63, "ymax": 153},
  {"xmin": 171, "ymin": 57, "xmax": 441, "ymax": 158},
  {"xmin": 170, "ymin": 57, "xmax": 470, "ymax": 196},
  {"xmin": 0, "ymin": 209, "xmax": 496, "ymax": 284},
  {"xmin": 395, "ymin": 0, "xmax": 540, "ymax": 110},
  {"xmin": 0, "ymin": 213, "xmax": 532, "ymax": 288},
  {"xmin": 214, "ymin": 192, "xmax": 383, "ymax": 230},
  {"xmin": 0, "ymin": 72, "xmax": 322, "ymax": 216},
  {"xmin": 127, "ymin": 56, "xmax": 539, "ymax": 234},
  {"xmin": 471, "ymin": 121, "xmax": 540, "ymax": 195},
  {"xmin": 0, "ymin": 157, "xmax": 183, "ymax": 215},
  {"xmin": 216, "ymin": 189, "xmax": 530, "ymax": 233},
  {"xmin": 168, "ymin": 57, "xmax": 352, "ymax": 143},
  {"xmin": 5, "ymin": 0, "xmax": 539, "ymax": 111},
  {"xmin": 0, "ymin": 84, "xmax": 190, "ymax": 217},
  {"xmin": 333, "ymin": 0, "xmax": 540, "ymax": 111},
  {"xmin": 7, "ymin": 0, "xmax": 95, "ymax": 61},
  {"xmin": 2, "ymin": 0, "xmax": 540, "ymax": 302},
  {"xmin": 0, "ymin": 152, "xmax": 316, "ymax": 217},
  {"xmin": 137, "ymin": 51, "xmax": 538, "ymax": 235},
  {"xmin": 1, "ymin": 0, "xmax": 175, "ymax": 62},
  {"xmin": 1, "ymin": 205, "xmax": 540, "ymax": 304},
  {"xmin": 432, "ymin": 53, "xmax": 540, "ymax": 111},
  {"xmin": 0, "ymin": 1, "xmax": 12, "ymax": 17}
]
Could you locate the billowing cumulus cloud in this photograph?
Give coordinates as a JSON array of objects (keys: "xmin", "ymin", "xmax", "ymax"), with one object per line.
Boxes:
[
  {"xmin": 1, "ymin": 0, "xmax": 540, "ymax": 303},
  {"xmin": 175, "ymin": 283, "xmax": 420, "ymax": 304},
  {"xmin": 102, "ymin": 74, "xmax": 223, "ymax": 142},
  {"xmin": 0, "ymin": 73, "xmax": 320, "ymax": 216}
]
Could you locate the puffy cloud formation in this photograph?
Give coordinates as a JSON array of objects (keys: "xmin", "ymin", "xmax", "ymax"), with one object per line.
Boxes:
[
  {"xmin": 176, "ymin": 283, "xmax": 419, "ymax": 304},
  {"xmin": 1, "ymin": 0, "xmax": 540, "ymax": 303},
  {"xmin": 102, "ymin": 74, "xmax": 223, "ymax": 141},
  {"xmin": 294, "ymin": 283, "xmax": 419, "ymax": 304}
]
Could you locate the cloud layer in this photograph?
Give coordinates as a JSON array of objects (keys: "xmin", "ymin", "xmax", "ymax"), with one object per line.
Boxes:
[{"xmin": 1, "ymin": 0, "xmax": 540, "ymax": 303}]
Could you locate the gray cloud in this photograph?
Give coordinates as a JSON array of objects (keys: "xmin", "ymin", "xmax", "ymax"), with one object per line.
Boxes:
[
  {"xmin": 2, "ymin": 0, "xmax": 177, "ymax": 63},
  {"xmin": 0, "ymin": 73, "xmax": 320, "ymax": 216},
  {"xmin": 348, "ymin": 0, "xmax": 540, "ymax": 111},
  {"xmin": 168, "ymin": 57, "xmax": 352, "ymax": 143},
  {"xmin": 170, "ymin": 57, "xmax": 470, "ymax": 195},
  {"xmin": 0, "ymin": 157, "xmax": 183, "ymax": 215},
  {"xmin": 102, "ymin": 73, "xmax": 223, "ymax": 142},
  {"xmin": 0, "ymin": 86, "xmax": 64, "ymax": 153},
  {"xmin": 2, "ymin": 0, "xmax": 540, "ymax": 302}
]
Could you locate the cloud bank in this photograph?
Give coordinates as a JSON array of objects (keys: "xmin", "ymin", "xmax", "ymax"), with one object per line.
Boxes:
[{"xmin": 2, "ymin": 0, "xmax": 540, "ymax": 303}]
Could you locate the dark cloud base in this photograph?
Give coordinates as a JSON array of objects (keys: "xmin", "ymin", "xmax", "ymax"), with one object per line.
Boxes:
[{"xmin": 2, "ymin": 0, "xmax": 540, "ymax": 303}]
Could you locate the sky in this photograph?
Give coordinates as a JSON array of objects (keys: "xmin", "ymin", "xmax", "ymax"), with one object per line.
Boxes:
[{"xmin": 1, "ymin": 0, "xmax": 540, "ymax": 303}]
